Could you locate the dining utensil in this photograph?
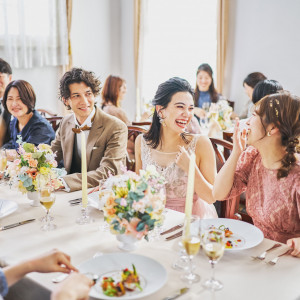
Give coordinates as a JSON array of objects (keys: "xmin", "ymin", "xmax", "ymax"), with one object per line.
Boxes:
[
  {"xmin": 251, "ymin": 243, "xmax": 281, "ymax": 260},
  {"xmin": 266, "ymin": 249, "xmax": 292, "ymax": 265},
  {"xmin": 160, "ymin": 223, "xmax": 183, "ymax": 235},
  {"xmin": 163, "ymin": 287, "xmax": 189, "ymax": 300},
  {"xmin": 69, "ymin": 198, "xmax": 82, "ymax": 204},
  {"xmin": 165, "ymin": 230, "xmax": 183, "ymax": 241},
  {"xmin": 0, "ymin": 219, "xmax": 35, "ymax": 231},
  {"xmin": 52, "ymin": 272, "xmax": 99, "ymax": 284}
]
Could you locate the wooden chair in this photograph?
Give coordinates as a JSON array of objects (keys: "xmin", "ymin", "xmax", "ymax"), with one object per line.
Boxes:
[
  {"xmin": 132, "ymin": 121, "xmax": 151, "ymax": 126},
  {"xmin": 36, "ymin": 108, "xmax": 58, "ymax": 117},
  {"xmin": 126, "ymin": 126, "xmax": 147, "ymax": 171},
  {"xmin": 209, "ymin": 137, "xmax": 253, "ymax": 223},
  {"xmin": 222, "ymin": 130, "xmax": 233, "ymax": 144},
  {"xmin": 46, "ymin": 116, "xmax": 63, "ymax": 132}
]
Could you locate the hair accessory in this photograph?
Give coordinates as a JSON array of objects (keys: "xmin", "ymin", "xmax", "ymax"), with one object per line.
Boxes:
[
  {"xmin": 275, "ymin": 99, "xmax": 280, "ymax": 105},
  {"xmin": 269, "ymin": 99, "xmax": 273, "ymax": 107}
]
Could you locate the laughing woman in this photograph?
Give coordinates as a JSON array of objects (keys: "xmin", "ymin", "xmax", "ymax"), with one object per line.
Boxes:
[
  {"xmin": 213, "ymin": 92, "xmax": 300, "ymax": 257},
  {"xmin": 2, "ymin": 80, "xmax": 55, "ymax": 150},
  {"xmin": 135, "ymin": 77, "xmax": 217, "ymax": 218}
]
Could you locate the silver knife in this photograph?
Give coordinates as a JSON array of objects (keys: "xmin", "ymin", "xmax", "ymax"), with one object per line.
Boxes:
[{"xmin": 0, "ymin": 219, "xmax": 35, "ymax": 231}]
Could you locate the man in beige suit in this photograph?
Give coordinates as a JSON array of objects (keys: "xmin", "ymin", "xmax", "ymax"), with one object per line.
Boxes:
[{"xmin": 51, "ymin": 68, "xmax": 127, "ymax": 192}]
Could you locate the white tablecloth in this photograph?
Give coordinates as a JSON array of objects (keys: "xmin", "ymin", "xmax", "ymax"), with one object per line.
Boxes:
[{"xmin": 0, "ymin": 187, "xmax": 299, "ymax": 300}]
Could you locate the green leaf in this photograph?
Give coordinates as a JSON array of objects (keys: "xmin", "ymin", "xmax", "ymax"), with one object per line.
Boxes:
[
  {"xmin": 32, "ymin": 152, "xmax": 43, "ymax": 159},
  {"xmin": 136, "ymin": 221, "xmax": 145, "ymax": 232}
]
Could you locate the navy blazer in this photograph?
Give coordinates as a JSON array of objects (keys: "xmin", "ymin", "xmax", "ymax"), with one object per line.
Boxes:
[{"xmin": 3, "ymin": 110, "xmax": 55, "ymax": 149}]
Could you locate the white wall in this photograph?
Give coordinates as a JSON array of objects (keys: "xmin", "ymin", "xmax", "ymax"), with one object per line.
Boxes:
[{"xmin": 224, "ymin": 0, "xmax": 300, "ymax": 114}]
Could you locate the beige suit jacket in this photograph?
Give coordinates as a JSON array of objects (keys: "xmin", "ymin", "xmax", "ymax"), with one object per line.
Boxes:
[{"xmin": 51, "ymin": 107, "xmax": 128, "ymax": 192}]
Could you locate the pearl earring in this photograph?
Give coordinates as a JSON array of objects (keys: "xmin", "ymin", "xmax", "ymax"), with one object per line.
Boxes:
[{"xmin": 267, "ymin": 131, "xmax": 271, "ymax": 137}]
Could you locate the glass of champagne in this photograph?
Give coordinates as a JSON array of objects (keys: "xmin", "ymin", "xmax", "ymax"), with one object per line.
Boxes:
[
  {"xmin": 180, "ymin": 215, "xmax": 201, "ymax": 283},
  {"xmin": 0, "ymin": 149, "xmax": 7, "ymax": 184},
  {"xmin": 38, "ymin": 174, "xmax": 56, "ymax": 231},
  {"xmin": 202, "ymin": 228, "xmax": 225, "ymax": 291}
]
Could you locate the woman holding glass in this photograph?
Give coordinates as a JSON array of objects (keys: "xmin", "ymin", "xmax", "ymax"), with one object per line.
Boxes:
[
  {"xmin": 213, "ymin": 92, "xmax": 300, "ymax": 257},
  {"xmin": 135, "ymin": 77, "xmax": 217, "ymax": 218},
  {"xmin": 2, "ymin": 80, "xmax": 55, "ymax": 151}
]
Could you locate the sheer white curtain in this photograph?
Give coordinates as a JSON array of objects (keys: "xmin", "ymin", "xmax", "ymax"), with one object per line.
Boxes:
[{"xmin": 0, "ymin": 0, "xmax": 68, "ymax": 69}]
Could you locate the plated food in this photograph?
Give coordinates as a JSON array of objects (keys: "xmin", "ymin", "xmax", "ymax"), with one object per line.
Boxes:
[
  {"xmin": 101, "ymin": 264, "xmax": 142, "ymax": 297},
  {"xmin": 201, "ymin": 218, "xmax": 264, "ymax": 251}
]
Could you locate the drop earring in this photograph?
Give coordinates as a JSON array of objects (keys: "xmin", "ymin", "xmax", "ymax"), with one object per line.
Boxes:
[
  {"xmin": 267, "ymin": 131, "xmax": 271, "ymax": 137},
  {"xmin": 158, "ymin": 114, "xmax": 166, "ymax": 127}
]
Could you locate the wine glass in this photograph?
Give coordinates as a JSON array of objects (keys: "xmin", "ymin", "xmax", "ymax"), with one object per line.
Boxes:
[
  {"xmin": 180, "ymin": 215, "xmax": 201, "ymax": 284},
  {"xmin": 202, "ymin": 228, "xmax": 225, "ymax": 291},
  {"xmin": 0, "ymin": 149, "xmax": 7, "ymax": 185},
  {"xmin": 37, "ymin": 174, "xmax": 57, "ymax": 231}
]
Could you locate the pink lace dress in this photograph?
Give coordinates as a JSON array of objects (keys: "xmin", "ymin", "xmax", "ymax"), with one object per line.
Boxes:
[
  {"xmin": 141, "ymin": 135, "xmax": 217, "ymax": 219},
  {"xmin": 227, "ymin": 146, "xmax": 300, "ymax": 243}
]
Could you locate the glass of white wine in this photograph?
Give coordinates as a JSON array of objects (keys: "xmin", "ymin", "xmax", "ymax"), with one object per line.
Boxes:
[
  {"xmin": 37, "ymin": 174, "xmax": 56, "ymax": 231},
  {"xmin": 202, "ymin": 228, "xmax": 225, "ymax": 291},
  {"xmin": 180, "ymin": 215, "xmax": 201, "ymax": 284}
]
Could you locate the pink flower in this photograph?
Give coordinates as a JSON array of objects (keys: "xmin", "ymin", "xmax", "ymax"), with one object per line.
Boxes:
[
  {"xmin": 132, "ymin": 200, "xmax": 146, "ymax": 214},
  {"xmin": 28, "ymin": 159, "xmax": 38, "ymax": 168},
  {"xmin": 51, "ymin": 160, "xmax": 58, "ymax": 167},
  {"xmin": 120, "ymin": 198, "xmax": 127, "ymax": 207},
  {"xmin": 125, "ymin": 217, "xmax": 147, "ymax": 239}
]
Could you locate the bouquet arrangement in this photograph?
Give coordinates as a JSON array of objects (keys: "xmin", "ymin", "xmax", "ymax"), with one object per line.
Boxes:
[
  {"xmin": 208, "ymin": 100, "xmax": 233, "ymax": 130},
  {"xmin": 7, "ymin": 139, "xmax": 65, "ymax": 193},
  {"xmin": 103, "ymin": 165, "xmax": 166, "ymax": 241}
]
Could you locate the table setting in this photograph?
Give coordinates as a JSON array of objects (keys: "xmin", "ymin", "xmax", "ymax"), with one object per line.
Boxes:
[{"xmin": 0, "ymin": 141, "xmax": 299, "ymax": 300}]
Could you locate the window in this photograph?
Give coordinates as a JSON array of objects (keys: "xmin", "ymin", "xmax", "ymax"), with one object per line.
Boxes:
[
  {"xmin": 0, "ymin": 0, "xmax": 68, "ymax": 68},
  {"xmin": 141, "ymin": 0, "xmax": 218, "ymax": 103}
]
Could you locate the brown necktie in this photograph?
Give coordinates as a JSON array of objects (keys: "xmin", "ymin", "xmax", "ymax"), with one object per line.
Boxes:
[{"xmin": 72, "ymin": 124, "xmax": 92, "ymax": 133}]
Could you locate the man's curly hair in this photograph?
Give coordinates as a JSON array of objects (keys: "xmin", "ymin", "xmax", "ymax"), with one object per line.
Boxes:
[{"xmin": 59, "ymin": 68, "xmax": 101, "ymax": 110}]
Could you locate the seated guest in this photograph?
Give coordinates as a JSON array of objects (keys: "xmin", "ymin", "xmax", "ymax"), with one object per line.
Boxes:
[
  {"xmin": 51, "ymin": 68, "xmax": 127, "ymax": 192},
  {"xmin": 0, "ymin": 249, "xmax": 93, "ymax": 300},
  {"xmin": 135, "ymin": 77, "xmax": 217, "ymax": 218},
  {"xmin": 193, "ymin": 63, "xmax": 222, "ymax": 120},
  {"xmin": 2, "ymin": 80, "xmax": 55, "ymax": 150},
  {"xmin": 213, "ymin": 92, "xmax": 300, "ymax": 257},
  {"xmin": 239, "ymin": 72, "xmax": 267, "ymax": 119},
  {"xmin": 252, "ymin": 79, "xmax": 283, "ymax": 104},
  {"xmin": 101, "ymin": 75, "xmax": 130, "ymax": 125},
  {"xmin": 0, "ymin": 59, "xmax": 13, "ymax": 147}
]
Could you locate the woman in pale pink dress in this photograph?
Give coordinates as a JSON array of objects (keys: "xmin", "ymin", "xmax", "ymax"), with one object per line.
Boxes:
[
  {"xmin": 135, "ymin": 77, "xmax": 217, "ymax": 219},
  {"xmin": 213, "ymin": 91, "xmax": 300, "ymax": 257}
]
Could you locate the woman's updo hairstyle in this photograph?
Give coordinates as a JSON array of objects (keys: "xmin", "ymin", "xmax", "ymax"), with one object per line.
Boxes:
[
  {"xmin": 144, "ymin": 77, "xmax": 194, "ymax": 149},
  {"xmin": 255, "ymin": 91, "xmax": 300, "ymax": 179}
]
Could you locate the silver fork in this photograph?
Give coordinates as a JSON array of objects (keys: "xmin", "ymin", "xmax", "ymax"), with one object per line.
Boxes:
[
  {"xmin": 251, "ymin": 243, "xmax": 281, "ymax": 260},
  {"xmin": 266, "ymin": 249, "xmax": 292, "ymax": 265}
]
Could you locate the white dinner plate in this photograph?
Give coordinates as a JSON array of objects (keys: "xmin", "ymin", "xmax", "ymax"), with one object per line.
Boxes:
[
  {"xmin": 0, "ymin": 199, "xmax": 18, "ymax": 219},
  {"xmin": 201, "ymin": 218, "xmax": 264, "ymax": 251},
  {"xmin": 78, "ymin": 253, "xmax": 167, "ymax": 299}
]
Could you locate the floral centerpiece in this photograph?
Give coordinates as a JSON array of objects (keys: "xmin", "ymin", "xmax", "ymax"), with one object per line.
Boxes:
[
  {"xmin": 102, "ymin": 165, "xmax": 166, "ymax": 241},
  {"xmin": 208, "ymin": 100, "xmax": 233, "ymax": 130},
  {"xmin": 6, "ymin": 138, "xmax": 65, "ymax": 193}
]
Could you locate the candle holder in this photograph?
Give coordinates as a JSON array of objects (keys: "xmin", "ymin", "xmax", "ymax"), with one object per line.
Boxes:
[{"xmin": 76, "ymin": 205, "xmax": 94, "ymax": 225}]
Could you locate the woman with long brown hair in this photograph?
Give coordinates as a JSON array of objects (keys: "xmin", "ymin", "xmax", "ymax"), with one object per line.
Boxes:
[{"xmin": 213, "ymin": 91, "xmax": 300, "ymax": 256}]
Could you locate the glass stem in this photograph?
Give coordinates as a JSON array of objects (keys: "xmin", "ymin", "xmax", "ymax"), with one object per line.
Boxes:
[
  {"xmin": 46, "ymin": 210, "xmax": 50, "ymax": 223},
  {"xmin": 188, "ymin": 255, "xmax": 193, "ymax": 276},
  {"xmin": 210, "ymin": 260, "xmax": 216, "ymax": 281}
]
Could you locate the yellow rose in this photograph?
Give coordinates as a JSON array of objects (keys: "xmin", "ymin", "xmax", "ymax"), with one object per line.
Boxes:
[{"xmin": 39, "ymin": 167, "xmax": 49, "ymax": 175}]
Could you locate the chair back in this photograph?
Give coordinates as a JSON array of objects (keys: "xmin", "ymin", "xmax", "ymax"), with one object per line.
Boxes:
[
  {"xmin": 46, "ymin": 116, "xmax": 63, "ymax": 132},
  {"xmin": 37, "ymin": 109, "xmax": 57, "ymax": 117},
  {"xmin": 209, "ymin": 137, "xmax": 240, "ymax": 220},
  {"xmin": 127, "ymin": 126, "xmax": 147, "ymax": 171},
  {"xmin": 132, "ymin": 121, "xmax": 152, "ymax": 126}
]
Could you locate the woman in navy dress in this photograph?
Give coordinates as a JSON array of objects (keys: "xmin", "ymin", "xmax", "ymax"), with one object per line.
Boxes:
[{"xmin": 2, "ymin": 80, "xmax": 55, "ymax": 150}]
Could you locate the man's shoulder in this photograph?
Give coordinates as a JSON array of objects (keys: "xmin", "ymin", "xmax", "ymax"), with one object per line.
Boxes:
[{"xmin": 95, "ymin": 108, "xmax": 127, "ymax": 130}]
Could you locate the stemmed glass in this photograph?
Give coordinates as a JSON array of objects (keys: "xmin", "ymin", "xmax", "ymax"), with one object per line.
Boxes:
[
  {"xmin": 0, "ymin": 149, "xmax": 7, "ymax": 185},
  {"xmin": 180, "ymin": 215, "xmax": 201, "ymax": 284},
  {"xmin": 202, "ymin": 228, "xmax": 225, "ymax": 291},
  {"xmin": 37, "ymin": 174, "xmax": 57, "ymax": 231}
]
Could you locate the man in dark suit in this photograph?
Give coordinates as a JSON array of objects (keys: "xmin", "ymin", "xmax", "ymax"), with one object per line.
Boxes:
[
  {"xmin": 51, "ymin": 68, "xmax": 128, "ymax": 192},
  {"xmin": 0, "ymin": 58, "xmax": 12, "ymax": 146}
]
